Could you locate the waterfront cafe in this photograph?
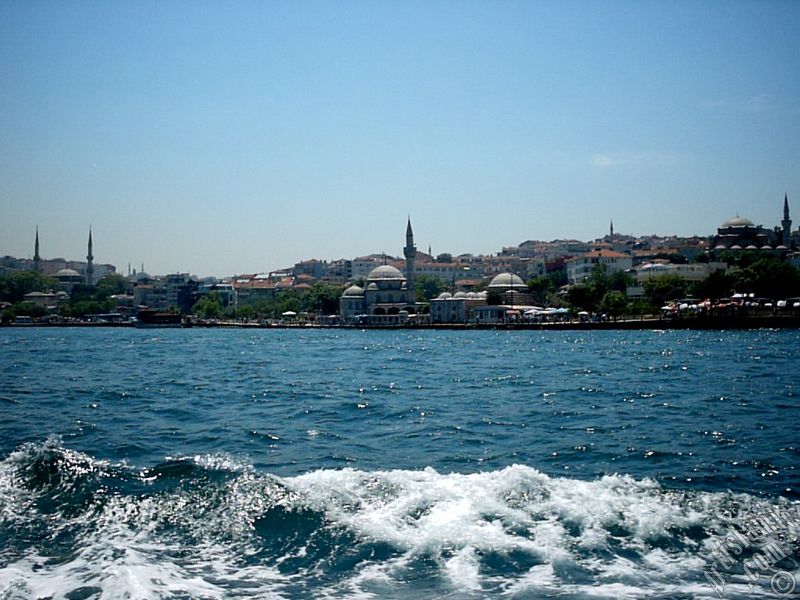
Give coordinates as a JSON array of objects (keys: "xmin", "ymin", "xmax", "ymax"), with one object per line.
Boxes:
[{"xmin": 472, "ymin": 304, "xmax": 540, "ymax": 324}]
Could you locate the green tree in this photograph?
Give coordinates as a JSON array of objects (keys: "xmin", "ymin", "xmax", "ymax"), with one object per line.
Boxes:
[
  {"xmin": 0, "ymin": 271, "xmax": 57, "ymax": 303},
  {"xmin": 566, "ymin": 284, "xmax": 596, "ymax": 312},
  {"xmin": 599, "ymin": 291, "xmax": 628, "ymax": 319},
  {"xmin": 589, "ymin": 263, "xmax": 610, "ymax": 296},
  {"xmin": 527, "ymin": 276, "xmax": 555, "ymax": 304},
  {"xmin": 95, "ymin": 274, "xmax": 129, "ymax": 300},
  {"xmin": 64, "ymin": 299, "xmax": 111, "ymax": 318},
  {"xmin": 415, "ymin": 275, "xmax": 446, "ymax": 302},
  {"xmin": 692, "ymin": 270, "xmax": 735, "ymax": 301},
  {"xmin": 565, "ymin": 264, "xmax": 612, "ymax": 313},
  {"xmin": 274, "ymin": 289, "xmax": 302, "ymax": 318},
  {"xmin": 9, "ymin": 302, "xmax": 47, "ymax": 319},
  {"xmin": 734, "ymin": 257, "xmax": 800, "ymax": 300},
  {"xmin": 305, "ymin": 282, "xmax": 342, "ymax": 315},
  {"xmin": 643, "ymin": 274, "xmax": 688, "ymax": 308},
  {"xmin": 192, "ymin": 291, "xmax": 223, "ymax": 319},
  {"xmin": 548, "ymin": 268, "xmax": 568, "ymax": 288},
  {"xmin": 609, "ymin": 270, "xmax": 633, "ymax": 293}
]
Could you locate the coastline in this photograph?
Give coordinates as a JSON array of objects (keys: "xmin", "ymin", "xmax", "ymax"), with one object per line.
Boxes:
[{"xmin": 4, "ymin": 314, "xmax": 800, "ymax": 330}]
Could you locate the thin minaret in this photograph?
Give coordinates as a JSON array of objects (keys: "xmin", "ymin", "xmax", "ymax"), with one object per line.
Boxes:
[
  {"xmin": 86, "ymin": 228, "xmax": 94, "ymax": 286},
  {"xmin": 782, "ymin": 193, "xmax": 792, "ymax": 247},
  {"xmin": 404, "ymin": 217, "xmax": 417, "ymax": 305},
  {"xmin": 33, "ymin": 226, "xmax": 41, "ymax": 273},
  {"xmin": 610, "ymin": 220, "xmax": 614, "ymax": 241}
]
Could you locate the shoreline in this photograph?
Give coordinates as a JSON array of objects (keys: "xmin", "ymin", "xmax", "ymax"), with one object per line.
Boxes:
[{"xmin": 3, "ymin": 315, "xmax": 800, "ymax": 330}]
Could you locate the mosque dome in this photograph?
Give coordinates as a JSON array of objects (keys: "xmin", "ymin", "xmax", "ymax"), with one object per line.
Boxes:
[
  {"xmin": 453, "ymin": 291, "xmax": 468, "ymax": 299},
  {"xmin": 342, "ymin": 285, "xmax": 364, "ymax": 297},
  {"xmin": 54, "ymin": 268, "xmax": 82, "ymax": 281},
  {"xmin": 367, "ymin": 265, "xmax": 405, "ymax": 281},
  {"xmin": 54, "ymin": 268, "xmax": 80, "ymax": 277},
  {"xmin": 721, "ymin": 216, "xmax": 754, "ymax": 228},
  {"xmin": 436, "ymin": 292, "xmax": 453, "ymax": 300},
  {"xmin": 488, "ymin": 272, "xmax": 526, "ymax": 289}
]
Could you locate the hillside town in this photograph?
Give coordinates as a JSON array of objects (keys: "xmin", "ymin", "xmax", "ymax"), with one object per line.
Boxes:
[{"xmin": 2, "ymin": 196, "xmax": 800, "ymax": 326}]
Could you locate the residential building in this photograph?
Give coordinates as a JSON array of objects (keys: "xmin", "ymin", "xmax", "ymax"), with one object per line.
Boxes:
[{"xmin": 566, "ymin": 250, "xmax": 633, "ymax": 284}]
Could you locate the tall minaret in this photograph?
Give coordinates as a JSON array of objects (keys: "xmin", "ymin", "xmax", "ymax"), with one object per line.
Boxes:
[
  {"xmin": 782, "ymin": 194, "xmax": 792, "ymax": 247},
  {"xmin": 86, "ymin": 228, "xmax": 94, "ymax": 286},
  {"xmin": 609, "ymin": 220, "xmax": 615, "ymax": 241},
  {"xmin": 404, "ymin": 217, "xmax": 417, "ymax": 304},
  {"xmin": 33, "ymin": 226, "xmax": 41, "ymax": 273}
]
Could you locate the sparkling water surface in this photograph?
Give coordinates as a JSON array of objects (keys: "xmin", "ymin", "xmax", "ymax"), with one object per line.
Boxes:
[{"xmin": 0, "ymin": 328, "xmax": 798, "ymax": 599}]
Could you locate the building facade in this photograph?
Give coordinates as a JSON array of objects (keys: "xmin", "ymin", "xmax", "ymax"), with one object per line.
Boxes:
[{"xmin": 566, "ymin": 250, "xmax": 633, "ymax": 284}]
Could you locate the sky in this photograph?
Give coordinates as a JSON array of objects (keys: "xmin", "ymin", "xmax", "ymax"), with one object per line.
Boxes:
[{"xmin": 1, "ymin": 0, "xmax": 799, "ymax": 277}]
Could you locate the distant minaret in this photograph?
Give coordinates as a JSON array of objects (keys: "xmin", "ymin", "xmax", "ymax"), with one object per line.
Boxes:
[
  {"xmin": 33, "ymin": 226, "xmax": 41, "ymax": 273},
  {"xmin": 782, "ymin": 194, "xmax": 792, "ymax": 247},
  {"xmin": 86, "ymin": 228, "xmax": 94, "ymax": 286},
  {"xmin": 610, "ymin": 220, "xmax": 615, "ymax": 241},
  {"xmin": 404, "ymin": 217, "xmax": 417, "ymax": 304}
]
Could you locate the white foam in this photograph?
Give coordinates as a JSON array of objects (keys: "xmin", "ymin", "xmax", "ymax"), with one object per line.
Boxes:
[
  {"xmin": 284, "ymin": 464, "xmax": 798, "ymax": 597},
  {"xmin": 2, "ymin": 442, "xmax": 798, "ymax": 599}
]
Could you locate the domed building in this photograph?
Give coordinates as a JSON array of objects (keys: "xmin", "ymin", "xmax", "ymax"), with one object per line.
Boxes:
[
  {"xmin": 710, "ymin": 195, "xmax": 795, "ymax": 251},
  {"xmin": 430, "ymin": 271, "xmax": 535, "ymax": 324},
  {"xmin": 54, "ymin": 268, "xmax": 83, "ymax": 292},
  {"xmin": 339, "ymin": 220, "xmax": 421, "ymax": 323}
]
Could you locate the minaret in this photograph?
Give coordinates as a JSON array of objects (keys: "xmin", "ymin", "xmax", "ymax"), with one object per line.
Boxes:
[
  {"xmin": 33, "ymin": 226, "xmax": 41, "ymax": 273},
  {"xmin": 782, "ymin": 194, "xmax": 792, "ymax": 247},
  {"xmin": 86, "ymin": 228, "xmax": 94, "ymax": 286},
  {"xmin": 404, "ymin": 217, "xmax": 417, "ymax": 304},
  {"xmin": 610, "ymin": 220, "xmax": 614, "ymax": 241}
]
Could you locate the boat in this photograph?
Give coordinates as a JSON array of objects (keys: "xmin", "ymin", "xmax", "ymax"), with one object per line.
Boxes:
[{"xmin": 135, "ymin": 309, "xmax": 184, "ymax": 328}]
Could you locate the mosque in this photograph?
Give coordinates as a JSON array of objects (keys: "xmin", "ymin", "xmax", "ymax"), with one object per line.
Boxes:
[
  {"xmin": 340, "ymin": 218, "xmax": 537, "ymax": 325},
  {"xmin": 339, "ymin": 219, "xmax": 422, "ymax": 324},
  {"xmin": 30, "ymin": 227, "xmax": 108, "ymax": 291},
  {"xmin": 710, "ymin": 194, "xmax": 795, "ymax": 252}
]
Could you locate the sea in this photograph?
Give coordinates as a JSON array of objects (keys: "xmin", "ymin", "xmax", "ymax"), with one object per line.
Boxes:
[{"xmin": 0, "ymin": 327, "xmax": 798, "ymax": 599}]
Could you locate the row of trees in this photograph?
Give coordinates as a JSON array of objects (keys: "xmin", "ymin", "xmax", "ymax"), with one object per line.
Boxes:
[
  {"xmin": 563, "ymin": 254, "xmax": 800, "ymax": 317},
  {"xmin": 0, "ymin": 272, "xmax": 131, "ymax": 321},
  {"xmin": 192, "ymin": 282, "xmax": 343, "ymax": 320}
]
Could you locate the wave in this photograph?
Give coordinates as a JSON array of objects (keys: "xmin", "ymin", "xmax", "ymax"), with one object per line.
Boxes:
[{"xmin": 0, "ymin": 437, "xmax": 798, "ymax": 599}]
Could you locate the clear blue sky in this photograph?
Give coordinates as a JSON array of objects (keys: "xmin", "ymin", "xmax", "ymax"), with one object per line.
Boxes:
[{"xmin": 2, "ymin": 0, "xmax": 798, "ymax": 277}]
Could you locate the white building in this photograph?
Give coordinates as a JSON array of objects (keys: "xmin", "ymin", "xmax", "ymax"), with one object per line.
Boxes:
[{"xmin": 566, "ymin": 250, "xmax": 633, "ymax": 284}]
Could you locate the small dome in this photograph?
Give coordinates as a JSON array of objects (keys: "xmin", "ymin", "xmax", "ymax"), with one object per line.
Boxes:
[
  {"xmin": 366, "ymin": 282, "xmax": 379, "ymax": 291},
  {"xmin": 453, "ymin": 291, "xmax": 468, "ymax": 299},
  {"xmin": 745, "ymin": 245, "xmax": 758, "ymax": 250},
  {"xmin": 54, "ymin": 268, "xmax": 81, "ymax": 278},
  {"xmin": 488, "ymin": 272, "xmax": 526, "ymax": 289},
  {"xmin": 721, "ymin": 216, "xmax": 754, "ymax": 228},
  {"xmin": 436, "ymin": 292, "xmax": 453, "ymax": 300},
  {"xmin": 342, "ymin": 285, "xmax": 364, "ymax": 297},
  {"xmin": 367, "ymin": 265, "xmax": 405, "ymax": 281}
]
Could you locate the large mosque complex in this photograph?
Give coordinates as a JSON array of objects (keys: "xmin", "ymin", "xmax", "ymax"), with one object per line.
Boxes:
[{"xmin": 339, "ymin": 219, "xmax": 538, "ymax": 325}]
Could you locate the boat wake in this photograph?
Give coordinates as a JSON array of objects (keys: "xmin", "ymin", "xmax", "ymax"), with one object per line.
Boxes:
[{"xmin": 1, "ymin": 437, "xmax": 798, "ymax": 599}]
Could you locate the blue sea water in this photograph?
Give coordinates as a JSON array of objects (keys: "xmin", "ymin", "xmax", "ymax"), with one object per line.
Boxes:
[{"xmin": 0, "ymin": 327, "xmax": 798, "ymax": 599}]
